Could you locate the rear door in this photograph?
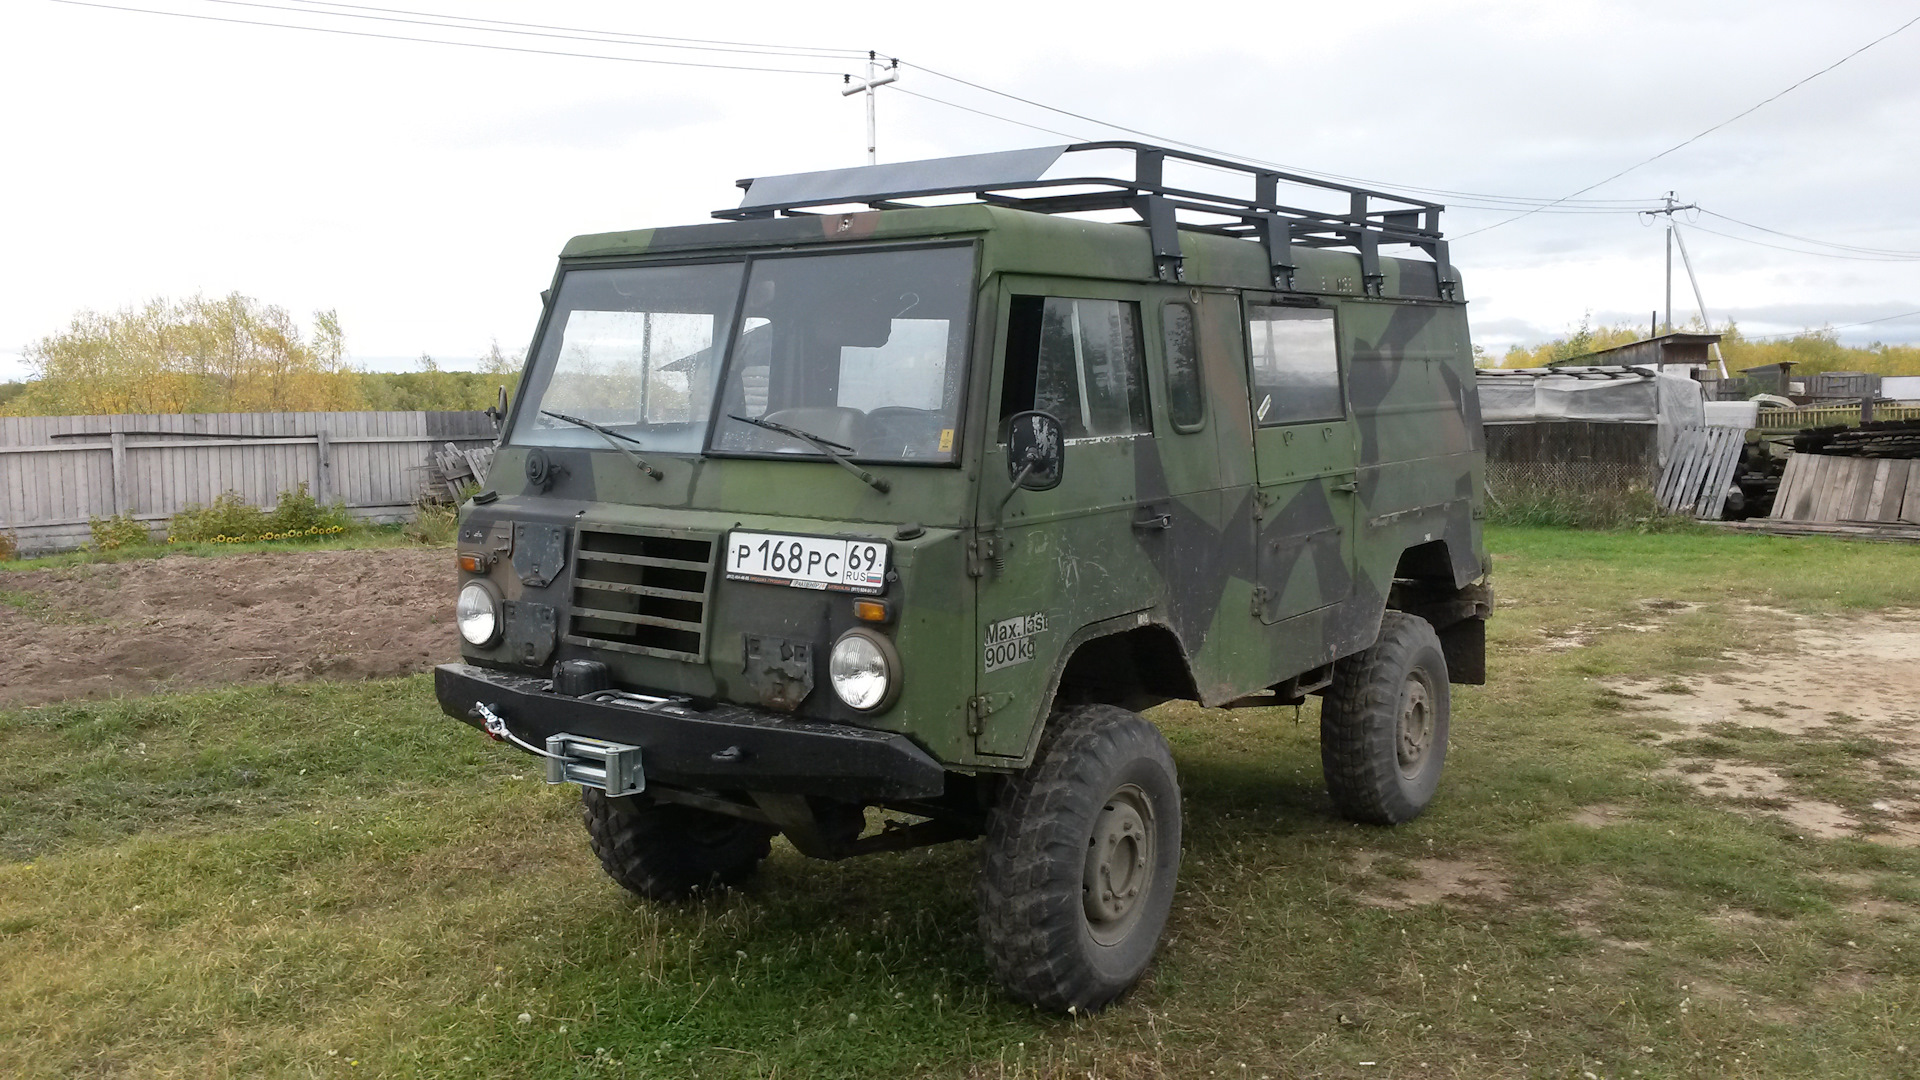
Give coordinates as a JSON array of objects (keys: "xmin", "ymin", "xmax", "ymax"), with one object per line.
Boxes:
[{"xmin": 1243, "ymin": 296, "xmax": 1358, "ymax": 629}]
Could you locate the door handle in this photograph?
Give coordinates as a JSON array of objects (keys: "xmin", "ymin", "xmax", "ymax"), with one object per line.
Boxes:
[
  {"xmin": 1332, "ymin": 480, "xmax": 1359, "ymax": 494},
  {"xmin": 1132, "ymin": 508, "xmax": 1173, "ymax": 531}
]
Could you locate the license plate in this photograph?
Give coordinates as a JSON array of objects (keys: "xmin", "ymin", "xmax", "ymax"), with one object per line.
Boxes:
[{"xmin": 724, "ymin": 531, "xmax": 888, "ymax": 594}]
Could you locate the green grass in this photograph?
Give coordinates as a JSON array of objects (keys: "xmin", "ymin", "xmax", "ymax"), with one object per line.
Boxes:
[
  {"xmin": 3, "ymin": 526, "xmax": 1919, "ymax": 1077},
  {"xmin": 0, "ymin": 524, "xmax": 436, "ymax": 572}
]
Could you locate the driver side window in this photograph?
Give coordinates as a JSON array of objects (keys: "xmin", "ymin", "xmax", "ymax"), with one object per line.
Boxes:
[{"xmin": 1000, "ymin": 295, "xmax": 1150, "ymax": 440}]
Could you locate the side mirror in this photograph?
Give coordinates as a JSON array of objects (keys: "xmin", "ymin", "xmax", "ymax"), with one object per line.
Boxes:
[
  {"xmin": 485, "ymin": 385, "xmax": 510, "ymax": 431},
  {"xmin": 1005, "ymin": 410, "xmax": 1064, "ymax": 491}
]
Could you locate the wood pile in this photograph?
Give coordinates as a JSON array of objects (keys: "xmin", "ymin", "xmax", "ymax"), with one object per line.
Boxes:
[
  {"xmin": 429, "ymin": 442, "xmax": 495, "ymax": 502},
  {"xmin": 1791, "ymin": 419, "xmax": 1920, "ymax": 460},
  {"xmin": 1762, "ymin": 452, "xmax": 1920, "ymax": 541},
  {"xmin": 1656, "ymin": 425, "xmax": 1747, "ymax": 519}
]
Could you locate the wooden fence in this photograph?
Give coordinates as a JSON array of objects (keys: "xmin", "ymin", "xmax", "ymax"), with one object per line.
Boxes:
[
  {"xmin": 1756, "ymin": 403, "xmax": 1920, "ymax": 433},
  {"xmin": 0, "ymin": 411, "xmax": 495, "ymax": 554}
]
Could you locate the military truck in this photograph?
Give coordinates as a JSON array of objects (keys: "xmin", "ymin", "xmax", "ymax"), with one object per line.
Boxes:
[{"xmin": 435, "ymin": 142, "xmax": 1490, "ymax": 1013}]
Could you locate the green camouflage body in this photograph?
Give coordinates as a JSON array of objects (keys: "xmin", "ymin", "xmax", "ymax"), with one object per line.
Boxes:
[{"xmin": 457, "ymin": 204, "xmax": 1487, "ymax": 776}]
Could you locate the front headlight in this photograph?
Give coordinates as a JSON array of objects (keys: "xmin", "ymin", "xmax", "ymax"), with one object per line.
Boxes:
[
  {"xmin": 457, "ymin": 581, "xmax": 502, "ymax": 646},
  {"xmin": 829, "ymin": 628, "xmax": 900, "ymax": 712}
]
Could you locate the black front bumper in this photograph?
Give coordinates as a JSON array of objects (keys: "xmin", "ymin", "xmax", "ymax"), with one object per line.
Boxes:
[{"xmin": 434, "ymin": 664, "xmax": 946, "ymax": 801}]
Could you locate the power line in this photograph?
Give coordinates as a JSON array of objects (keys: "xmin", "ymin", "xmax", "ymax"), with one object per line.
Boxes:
[
  {"xmin": 887, "ymin": 84, "xmax": 1661, "ymax": 216},
  {"xmin": 1684, "ymin": 221, "xmax": 1920, "ymax": 262},
  {"xmin": 1699, "ymin": 208, "xmax": 1920, "ymax": 258},
  {"xmin": 42, "ymin": 0, "xmax": 855, "ymax": 76},
  {"xmin": 889, "ymin": 87, "xmax": 1087, "ymax": 143},
  {"xmin": 1455, "ymin": 11, "xmax": 1920, "ymax": 239},
  {"xmin": 897, "ymin": 60, "xmax": 1660, "ymax": 210},
  {"xmin": 1742, "ymin": 309, "xmax": 1920, "ymax": 341},
  {"xmin": 269, "ymin": 0, "xmax": 866, "ymax": 59},
  {"xmin": 188, "ymin": 0, "xmax": 860, "ymax": 63}
]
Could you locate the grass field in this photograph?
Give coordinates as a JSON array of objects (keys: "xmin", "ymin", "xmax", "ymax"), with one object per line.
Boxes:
[{"xmin": 3, "ymin": 527, "xmax": 1919, "ymax": 1078}]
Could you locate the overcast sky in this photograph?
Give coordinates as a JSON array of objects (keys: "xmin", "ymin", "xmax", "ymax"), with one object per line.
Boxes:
[{"xmin": 2, "ymin": 0, "xmax": 1917, "ymax": 380}]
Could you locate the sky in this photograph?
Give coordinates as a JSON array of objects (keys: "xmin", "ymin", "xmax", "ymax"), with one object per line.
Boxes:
[{"xmin": 2, "ymin": 0, "xmax": 1917, "ymax": 381}]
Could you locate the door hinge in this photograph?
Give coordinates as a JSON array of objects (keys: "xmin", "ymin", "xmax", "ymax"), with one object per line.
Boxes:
[
  {"xmin": 1250, "ymin": 584, "xmax": 1273, "ymax": 618},
  {"xmin": 967, "ymin": 692, "xmax": 1012, "ymax": 735},
  {"xmin": 1252, "ymin": 487, "xmax": 1282, "ymax": 520}
]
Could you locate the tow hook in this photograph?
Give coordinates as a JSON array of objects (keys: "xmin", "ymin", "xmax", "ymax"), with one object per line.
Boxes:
[{"xmin": 473, "ymin": 701, "xmax": 511, "ymax": 741}]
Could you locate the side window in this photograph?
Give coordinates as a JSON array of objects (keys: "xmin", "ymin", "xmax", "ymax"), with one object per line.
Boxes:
[
  {"xmin": 1001, "ymin": 296, "xmax": 1149, "ymax": 440},
  {"xmin": 1162, "ymin": 301, "xmax": 1204, "ymax": 431},
  {"xmin": 1245, "ymin": 305, "xmax": 1342, "ymax": 426}
]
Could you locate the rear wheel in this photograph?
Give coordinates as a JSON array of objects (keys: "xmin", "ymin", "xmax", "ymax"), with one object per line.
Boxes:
[
  {"xmin": 580, "ymin": 789, "xmax": 775, "ymax": 900},
  {"xmin": 1321, "ymin": 611, "xmax": 1451, "ymax": 825},
  {"xmin": 976, "ymin": 704, "xmax": 1181, "ymax": 1013}
]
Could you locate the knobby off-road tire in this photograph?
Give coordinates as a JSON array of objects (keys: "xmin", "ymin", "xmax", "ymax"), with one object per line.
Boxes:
[
  {"xmin": 1321, "ymin": 610, "xmax": 1451, "ymax": 825},
  {"xmin": 580, "ymin": 789, "xmax": 776, "ymax": 901},
  {"xmin": 977, "ymin": 704, "xmax": 1182, "ymax": 1013}
]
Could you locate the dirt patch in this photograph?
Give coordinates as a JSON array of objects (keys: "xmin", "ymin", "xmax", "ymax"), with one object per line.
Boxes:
[
  {"xmin": 1638, "ymin": 598, "xmax": 1702, "ymax": 614},
  {"xmin": 1569, "ymin": 804, "xmax": 1632, "ymax": 827},
  {"xmin": 0, "ymin": 549, "xmax": 457, "ymax": 708},
  {"xmin": 1353, "ymin": 854, "xmax": 1511, "ymax": 910},
  {"xmin": 1609, "ymin": 611, "xmax": 1920, "ymax": 843}
]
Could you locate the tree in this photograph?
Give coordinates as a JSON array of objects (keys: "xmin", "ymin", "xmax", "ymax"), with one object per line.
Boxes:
[{"xmin": 3, "ymin": 294, "xmax": 366, "ymax": 416}]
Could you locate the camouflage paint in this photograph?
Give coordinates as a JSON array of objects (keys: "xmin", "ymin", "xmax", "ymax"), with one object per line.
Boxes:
[{"xmin": 454, "ymin": 203, "xmax": 1487, "ymax": 778}]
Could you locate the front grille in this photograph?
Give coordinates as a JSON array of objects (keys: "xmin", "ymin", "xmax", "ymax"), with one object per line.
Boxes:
[{"xmin": 564, "ymin": 524, "xmax": 717, "ymax": 662}]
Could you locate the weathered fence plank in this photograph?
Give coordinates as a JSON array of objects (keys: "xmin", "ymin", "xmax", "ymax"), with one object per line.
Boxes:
[{"xmin": 0, "ymin": 410, "xmax": 495, "ymax": 554}]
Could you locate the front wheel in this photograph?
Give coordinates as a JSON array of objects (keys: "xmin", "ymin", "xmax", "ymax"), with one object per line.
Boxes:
[
  {"xmin": 976, "ymin": 704, "xmax": 1182, "ymax": 1013},
  {"xmin": 580, "ymin": 789, "xmax": 776, "ymax": 901},
  {"xmin": 1321, "ymin": 610, "xmax": 1451, "ymax": 825}
]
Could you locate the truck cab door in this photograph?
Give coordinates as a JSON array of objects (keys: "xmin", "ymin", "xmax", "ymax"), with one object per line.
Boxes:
[
  {"xmin": 1242, "ymin": 296, "xmax": 1358, "ymax": 634},
  {"xmin": 972, "ymin": 281, "xmax": 1158, "ymax": 759}
]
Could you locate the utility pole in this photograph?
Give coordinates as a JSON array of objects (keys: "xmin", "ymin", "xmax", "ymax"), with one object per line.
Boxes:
[
  {"xmin": 1641, "ymin": 193, "xmax": 1728, "ymax": 377},
  {"xmin": 842, "ymin": 52, "xmax": 898, "ymax": 165}
]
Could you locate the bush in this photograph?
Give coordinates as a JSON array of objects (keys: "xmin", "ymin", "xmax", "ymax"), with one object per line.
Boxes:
[
  {"xmin": 407, "ymin": 500, "xmax": 460, "ymax": 545},
  {"xmin": 266, "ymin": 482, "xmax": 355, "ymax": 535},
  {"xmin": 0, "ymin": 529, "xmax": 17, "ymax": 561},
  {"xmin": 168, "ymin": 492, "xmax": 270, "ymax": 543},
  {"xmin": 88, "ymin": 513, "xmax": 152, "ymax": 550},
  {"xmin": 167, "ymin": 484, "xmax": 356, "ymax": 544},
  {"xmin": 1485, "ymin": 482, "xmax": 1699, "ymax": 532}
]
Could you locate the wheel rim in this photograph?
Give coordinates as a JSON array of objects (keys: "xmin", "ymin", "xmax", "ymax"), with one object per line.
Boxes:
[
  {"xmin": 1396, "ymin": 671, "xmax": 1436, "ymax": 779},
  {"xmin": 1082, "ymin": 783, "xmax": 1157, "ymax": 946}
]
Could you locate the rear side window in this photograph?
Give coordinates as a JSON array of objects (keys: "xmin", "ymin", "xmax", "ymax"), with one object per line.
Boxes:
[
  {"xmin": 1162, "ymin": 301, "xmax": 1204, "ymax": 431},
  {"xmin": 1245, "ymin": 305, "xmax": 1342, "ymax": 426},
  {"xmin": 1001, "ymin": 296, "xmax": 1149, "ymax": 440}
]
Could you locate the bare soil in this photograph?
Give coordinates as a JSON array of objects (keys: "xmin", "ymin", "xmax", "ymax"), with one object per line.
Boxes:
[
  {"xmin": 0, "ymin": 548, "xmax": 458, "ymax": 708},
  {"xmin": 1609, "ymin": 609, "xmax": 1920, "ymax": 847}
]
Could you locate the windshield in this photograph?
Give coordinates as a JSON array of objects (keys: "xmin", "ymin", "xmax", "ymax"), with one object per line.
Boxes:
[
  {"xmin": 710, "ymin": 245, "xmax": 974, "ymax": 464},
  {"xmin": 512, "ymin": 245, "xmax": 975, "ymax": 465},
  {"xmin": 512, "ymin": 261, "xmax": 744, "ymax": 453}
]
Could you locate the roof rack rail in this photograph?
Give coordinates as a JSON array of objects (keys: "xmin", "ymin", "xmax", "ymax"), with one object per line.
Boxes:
[{"xmin": 716, "ymin": 141, "xmax": 1455, "ymax": 298}]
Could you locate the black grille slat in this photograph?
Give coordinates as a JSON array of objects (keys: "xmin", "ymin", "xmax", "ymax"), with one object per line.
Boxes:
[
  {"xmin": 572, "ymin": 606, "xmax": 704, "ymax": 632},
  {"xmin": 566, "ymin": 527, "xmax": 717, "ymax": 662},
  {"xmin": 574, "ymin": 579, "xmax": 706, "ymax": 602},
  {"xmin": 577, "ymin": 550, "xmax": 711, "ymax": 572}
]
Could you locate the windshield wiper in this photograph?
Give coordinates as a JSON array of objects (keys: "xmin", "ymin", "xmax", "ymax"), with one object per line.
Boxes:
[
  {"xmin": 727, "ymin": 414, "xmax": 891, "ymax": 494},
  {"xmin": 539, "ymin": 410, "xmax": 663, "ymax": 480}
]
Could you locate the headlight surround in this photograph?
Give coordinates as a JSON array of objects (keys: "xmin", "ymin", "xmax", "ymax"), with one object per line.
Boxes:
[
  {"xmin": 457, "ymin": 580, "xmax": 503, "ymax": 647},
  {"xmin": 829, "ymin": 628, "xmax": 900, "ymax": 712}
]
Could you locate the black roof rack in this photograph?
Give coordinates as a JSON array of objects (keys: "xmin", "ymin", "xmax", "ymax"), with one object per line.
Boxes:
[{"xmin": 716, "ymin": 141, "xmax": 1454, "ymax": 298}]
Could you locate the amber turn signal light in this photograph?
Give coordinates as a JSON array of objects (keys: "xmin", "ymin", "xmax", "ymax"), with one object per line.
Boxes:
[
  {"xmin": 852, "ymin": 599, "xmax": 891, "ymax": 623},
  {"xmin": 457, "ymin": 552, "xmax": 486, "ymax": 573}
]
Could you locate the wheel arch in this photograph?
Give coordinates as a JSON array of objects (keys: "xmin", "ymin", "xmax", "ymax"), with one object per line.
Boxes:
[
  {"xmin": 1006, "ymin": 613, "xmax": 1199, "ymax": 766},
  {"xmin": 1386, "ymin": 539, "xmax": 1491, "ymax": 685}
]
